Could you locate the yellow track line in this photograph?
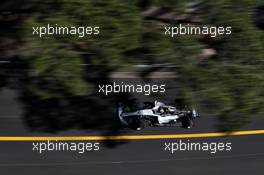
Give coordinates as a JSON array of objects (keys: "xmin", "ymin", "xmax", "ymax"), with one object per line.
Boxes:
[{"xmin": 0, "ymin": 130, "xmax": 263, "ymax": 141}]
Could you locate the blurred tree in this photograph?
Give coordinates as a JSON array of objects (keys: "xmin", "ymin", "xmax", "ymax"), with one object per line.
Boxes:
[
  {"xmin": 176, "ymin": 0, "xmax": 264, "ymax": 131},
  {"xmin": 1, "ymin": 0, "xmax": 263, "ymax": 131},
  {"xmin": 134, "ymin": 0, "xmax": 264, "ymax": 131},
  {"xmin": 20, "ymin": 0, "xmax": 142, "ymax": 98},
  {"xmin": 255, "ymin": 3, "xmax": 264, "ymax": 30}
]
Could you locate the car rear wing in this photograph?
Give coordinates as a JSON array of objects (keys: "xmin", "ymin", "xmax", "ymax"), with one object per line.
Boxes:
[{"xmin": 117, "ymin": 103, "xmax": 128, "ymax": 126}]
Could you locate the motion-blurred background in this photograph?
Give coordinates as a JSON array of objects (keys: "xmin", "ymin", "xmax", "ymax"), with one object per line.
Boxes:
[{"xmin": 0, "ymin": 0, "xmax": 264, "ymax": 133}]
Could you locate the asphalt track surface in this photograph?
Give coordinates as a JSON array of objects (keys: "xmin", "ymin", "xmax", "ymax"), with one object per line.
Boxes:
[{"xmin": 0, "ymin": 89, "xmax": 264, "ymax": 175}]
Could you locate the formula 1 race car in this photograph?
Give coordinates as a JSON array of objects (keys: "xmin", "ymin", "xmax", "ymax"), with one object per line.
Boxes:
[{"xmin": 118, "ymin": 100, "xmax": 199, "ymax": 130}]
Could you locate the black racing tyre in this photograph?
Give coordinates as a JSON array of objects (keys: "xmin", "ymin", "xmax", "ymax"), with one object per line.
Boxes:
[
  {"xmin": 181, "ymin": 117, "xmax": 194, "ymax": 129},
  {"xmin": 127, "ymin": 117, "xmax": 140, "ymax": 130},
  {"xmin": 138, "ymin": 119, "xmax": 151, "ymax": 130}
]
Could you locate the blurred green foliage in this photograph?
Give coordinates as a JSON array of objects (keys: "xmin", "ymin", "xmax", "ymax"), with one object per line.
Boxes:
[
  {"xmin": 179, "ymin": 0, "xmax": 264, "ymax": 130},
  {"xmin": 16, "ymin": 0, "xmax": 264, "ymax": 130},
  {"xmin": 20, "ymin": 0, "xmax": 142, "ymax": 98}
]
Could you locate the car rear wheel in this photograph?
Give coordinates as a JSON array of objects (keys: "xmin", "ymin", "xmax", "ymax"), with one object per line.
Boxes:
[
  {"xmin": 138, "ymin": 119, "xmax": 151, "ymax": 130},
  {"xmin": 181, "ymin": 117, "xmax": 194, "ymax": 129}
]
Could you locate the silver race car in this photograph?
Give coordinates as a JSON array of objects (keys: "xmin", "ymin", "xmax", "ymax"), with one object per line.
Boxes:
[{"xmin": 118, "ymin": 100, "xmax": 199, "ymax": 130}]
